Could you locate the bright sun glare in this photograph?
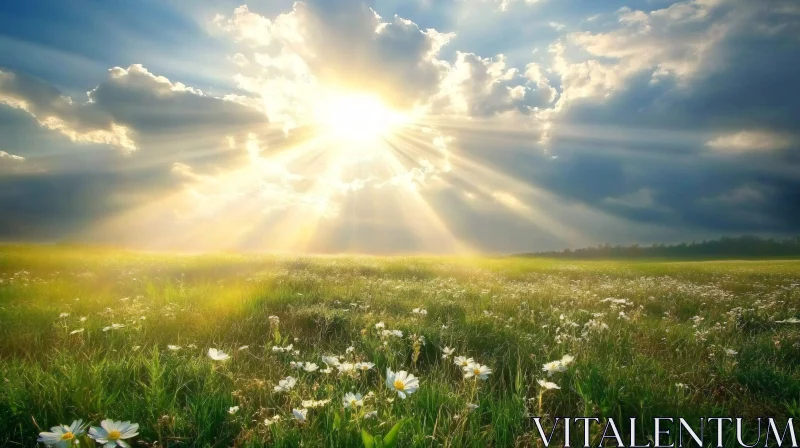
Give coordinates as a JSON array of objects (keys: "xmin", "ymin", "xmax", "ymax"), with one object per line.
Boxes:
[{"xmin": 315, "ymin": 92, "xmax": 409, "ymax": 143}]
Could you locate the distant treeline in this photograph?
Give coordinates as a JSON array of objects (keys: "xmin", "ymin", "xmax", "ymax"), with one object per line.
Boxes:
[{"xmin": 521, "ymin": 235, "xmax": 800, "ymax": 259}]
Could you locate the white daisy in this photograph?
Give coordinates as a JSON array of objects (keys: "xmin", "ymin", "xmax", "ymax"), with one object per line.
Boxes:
[
  {"xmin": 228, "ymin": 406, "xmax": 240, "ymax": 414},
  {"xmin": 38, "ymin": 420, "xmax": 87, "ymax": 448},
  {"xmin": 322, "ymin": 356, "xmax": 341, "ymax": 366},
  {"xmin": 303, "ymin": 362, "xmax": 320, "ymax": 372},
  {"xmin": 355, "ymin": 362, "xmax": 375, "ymax": 371},
  {"xmin": 343, "ymin": 392, "xmax": 364, "ymax": 409},
  {"xmin": 375, "ymin": 321, "xmax": 385, "ymax": 329},
  {"xmin": 167, "ymin": 345, "xmax": 181, "ymax": 351},
  {"xmin": 292, "ymin": 408, "xmax": 308, "ymax": 424},
  {"xmin": 441, "ymin": 347, "xmax": 455, "ymax": 359},
  {"xmin": 273, "ymin": 376, "xmax": 297, "ymax": 393},
  {"xmin": 454, "ymin": 356, "xmax": 474, "ymax": 368},
  {"xmin": 264, "ymin": 415, "xmax": 281, "ymax": 426},
  {"xmin": 208, "ymin": 348, "xmax": 230, "ymax": 361},
  {"xmin": 537, "ymin": 379, "xmax": 561, "ymax": 390},
  {"xmin": 385, "ymin": 368, "xmax": 420, "ymax": 399},
  {"xmin": 463, "ymin": 362, "xmax": 493, "ymax": 380},
  {"xmin": 88, "ymin": 419, "xmax": 139, "ymax": 448},
  {"xmin": 338, "ymin": 362, "xmax": 356, "ymax": 374}
]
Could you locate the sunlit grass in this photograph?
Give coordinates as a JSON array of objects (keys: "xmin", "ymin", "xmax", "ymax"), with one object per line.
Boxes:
[{"xmin": 1, "ymin": 245, "xmax": 799, "ymax": 446}]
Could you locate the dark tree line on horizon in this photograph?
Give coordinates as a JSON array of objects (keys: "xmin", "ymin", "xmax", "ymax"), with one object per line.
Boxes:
[{"xmin": 522, "ymin": 235, "xmax": 800, "ymax": 259}]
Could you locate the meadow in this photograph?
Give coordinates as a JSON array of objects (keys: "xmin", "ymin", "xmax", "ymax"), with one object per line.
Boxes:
[{"xmin": 1, "ymin": 245, "xmax": 799, "ymax": 447}]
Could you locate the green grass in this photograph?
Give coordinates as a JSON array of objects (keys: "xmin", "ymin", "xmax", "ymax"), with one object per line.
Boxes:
[{"xmin": 1, "ymin": 245, "xmax": 799, "ymax": 447}]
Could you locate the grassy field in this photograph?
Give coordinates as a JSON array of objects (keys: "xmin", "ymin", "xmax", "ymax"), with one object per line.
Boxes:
[{"xmin": 1, "ymin": 245, "xmax": 799, "ymax": 447}]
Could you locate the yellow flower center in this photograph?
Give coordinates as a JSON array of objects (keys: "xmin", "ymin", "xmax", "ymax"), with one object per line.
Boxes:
[
  {"xmin": 61, "ymin": 432, "xmax": 75, "ymax": 441},
  {"xmin": 108, "ymin": 430, "xmax": 122, "ymax": 440},
  {"xmin": 473, "ymin": 368, "xmax": 481, "ymax": 375},
  {"xmin": 393, "ymin": 379, "xmax": 405, "ymax": 391}
]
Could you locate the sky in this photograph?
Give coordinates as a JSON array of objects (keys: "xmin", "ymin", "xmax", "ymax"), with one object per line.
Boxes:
[{"xmin": 0, "ymin": 0, "xmax": 798, "ymax": 254}]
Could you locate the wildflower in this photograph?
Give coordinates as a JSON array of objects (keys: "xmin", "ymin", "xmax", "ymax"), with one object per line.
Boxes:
[
  {"xmin": 412, "ymin": 308, "xmax": 428, "ymax": 315},
  {"xmin": 463, "ymin": 362, "xmax": 492, "ymax": 380},
  {"xmin": 102, "ymin": 323, "xmax": 125, "ymax": 332},
  {"xmin": 70, "ymin": 328, "xmax": 84, "ymax": 335},
  {"xmin": 273, "ymin": 376, "xmax": 297, "ymax": 393},
  {"xmin": 542, "ymin": 361, "xmax": 564, "ymax": 377},
  {"xmin": 776, "ymin": 318, "xmax": 800, "ymax": 324},
  {"xmin": 321, "ymin": 367, "xmax": 333, "ymax": 374},
  {"xmin": 338, "ymin": 363, "xmax": 356, "ymax": 374},
  {"xmin": 208, "ymin": 348, "xmax": 230, "ymax": 361},
  {"xmin": 302, "ymin": 399, "xmax": 330, "ymax": 408},
  {"xmin": 537, "ymin": 379, "xmax": 560, "ymax": 390},
  {"xmin": 268, "ymin": 316, "xmax": 280, "ymax": 325},
  {"xmin": 264, "ymin": 415, "xmax": 281, "ymax": 426},
  {"xmin": 38, "ymin": 420, "xmax": 87, "ymax": 448},
  {"xmin": 381, "ymin": 329, "xmax": 403, "ymax": 338},
  {"xmin": 364, "ymin": 410, "xmax": 378, "ymax": 419},
  {"xmin": 542, "ymin": 355, "xmax": 574, "ymax": 377},
  {"xmin": 346, "ymin": 346, "xmax": 355, "ymax": 354},
  {"xmin": 725, "ymin": 348, "xmax": 738, "ymax": 356},
  {"xmin": 59, "ymin": 313, "xmax": 70, "ymax": 318},
  {"xmin": 467, "ymin": 403, "xmax": 479, "ymax": 411},
  {"xmin": 238, "ymin": 345, "xmax": 249, "ymax": 351},
  {"xmin": 167, "ymin": 345, "xmax": 181, "ymax": 351},
  {"xmin": 355, "ymin": 362, "xmax": 375, "ymax": 371},
  {"xmin": 385, "ymin": 368, "xmax": 420, "ymax": 399},
  {"xmin": 375, "ymin": 321, "xmax": 385, "ymax": 329},
  {"xmin": 454, "ymin": 356, "xmax": 474, "ymax": 368},
  {"xmin": 343, "ymin": 392, "xmax": 364, "ymax": 409},
  {"xmin": 442, "ymin": 347, "xmax": 455, "ymax": 359},
  {"xmin": 271, "ymin": 344, "xmax": 293, "ymax": 353},
  {"xmin": 303, "ymin": 362, "xmax": 320, "ymax": 372},
  {"xmin": 289, "ymin": 361, "xmax": 303, "ymax": 370},
  {"xmin": 292, "ymin": 408, "xmax": 308, "ymax": 424},
  {"xmin": 88, "ymin": 419, "xmax": 139, "ymax": 447},
  {"xmin": 228, "ymin": 406, "xmax": 240, "ymax": 414}
]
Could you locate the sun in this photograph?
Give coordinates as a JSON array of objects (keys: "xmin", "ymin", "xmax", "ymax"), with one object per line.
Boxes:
[{"xmin": 314, "ymin": 91, "xmax": 409, "ymax": 143}]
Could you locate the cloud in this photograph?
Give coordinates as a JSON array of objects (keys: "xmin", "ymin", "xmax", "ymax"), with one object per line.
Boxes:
[
  {"xmin": 214, "ymin": 1, "xmax": 454, "ymax": 122},
  {"xmin": 432, "ymin": 52, "xmax": 556, "ymax": 116},
  {"xmin": 706, "ymin": 131, "xmax": 794, "ymax": 153},
  {"xmin": 0, "ymin": 150, "xmax": 24, "ymax": 162},
  {"xmin": 0, "ymin": 69, "xmax": 137, "ymax": 152},
  {"xmin": 0, "ymin": 150, "xmax": 25, "ymax": 174},
  {"xmin": 1, "ymin": 0, "xmax": 799, "ymax": 251}
]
